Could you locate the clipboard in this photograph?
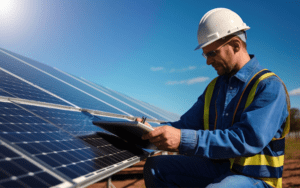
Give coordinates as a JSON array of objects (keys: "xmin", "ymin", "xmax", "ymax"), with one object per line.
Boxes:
[{"xmin": 92, "ymin": 121, "xmax": 157, "ymax": 150}]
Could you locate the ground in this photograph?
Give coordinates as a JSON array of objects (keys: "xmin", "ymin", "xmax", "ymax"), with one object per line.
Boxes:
[{"xmin": 282, "ymin": 137, "xmax": 300, "ymax": 188}]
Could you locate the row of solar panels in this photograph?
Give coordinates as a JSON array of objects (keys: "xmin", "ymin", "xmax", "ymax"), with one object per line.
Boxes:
[
  {"xmin": 0, "ymin": 48, "xmax": 180, "ymax": 187},
  {"xmin": 0, "ymin": 47, "xmax": 180, "ymax": 121}
]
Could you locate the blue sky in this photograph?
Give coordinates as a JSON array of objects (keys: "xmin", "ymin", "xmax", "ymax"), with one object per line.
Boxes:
[{"xmin": 0, "ymin": 0, "xmax": 300, "ymax": 115}]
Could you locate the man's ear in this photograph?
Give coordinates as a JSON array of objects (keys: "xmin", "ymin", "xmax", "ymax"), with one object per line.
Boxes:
[{"xmin": 231, "ymin": 38, "xmax": 241, "ymax": 53}]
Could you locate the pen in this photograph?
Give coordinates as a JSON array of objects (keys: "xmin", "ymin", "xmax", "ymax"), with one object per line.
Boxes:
[{"xmin": 142, "ymin": 116, "xmax": 147, "ymax": 124}]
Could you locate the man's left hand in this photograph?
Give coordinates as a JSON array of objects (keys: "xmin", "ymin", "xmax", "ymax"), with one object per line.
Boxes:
[{"xmin": 142, "ymin": 125, "xmax": 181, "ymax": 152}]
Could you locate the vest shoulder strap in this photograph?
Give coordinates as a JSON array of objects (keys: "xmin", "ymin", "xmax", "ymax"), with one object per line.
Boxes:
[
  {"xmin": 203, "ymin": 77, "xmax": 218, "ymax": 130},
  {"xmin": 231, "ymin": 69, "xmax": 272, "ymax": 125},
  {"xmin": 232, "ymin": 69, "xmax": 290, "ymax": 140}
]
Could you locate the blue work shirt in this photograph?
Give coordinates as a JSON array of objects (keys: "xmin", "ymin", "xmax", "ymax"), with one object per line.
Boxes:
[{"xmin": 169, "ymin": 55, "xmax": 289, "ymax": 159}]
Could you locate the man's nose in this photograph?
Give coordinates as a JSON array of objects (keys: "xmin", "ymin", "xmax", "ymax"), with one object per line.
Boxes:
[{"xmin": 206, "ymin": 56, "xmax": 213, "ymax": 65}]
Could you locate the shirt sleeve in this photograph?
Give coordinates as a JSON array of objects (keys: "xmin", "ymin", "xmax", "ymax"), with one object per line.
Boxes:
[{"xmin": 178, "ymin": 77, "xmax": 289, "ymax": 159}]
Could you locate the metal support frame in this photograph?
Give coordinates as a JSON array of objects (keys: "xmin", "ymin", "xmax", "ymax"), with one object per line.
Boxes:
[{"xmin": 107, "ymin": 176, "xmax": 116, "ymax": 188}]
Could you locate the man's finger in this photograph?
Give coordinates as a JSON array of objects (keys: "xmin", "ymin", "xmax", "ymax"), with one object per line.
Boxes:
[
  {"xmin": 153, "ymin": 141, "xmax": 164, "ymax": 149},
  {"xmin": 141, "ymin": 133, "xmax": 149, "ymax": 140},
  {"xmin": 147, "ymin": 126, "xmax": 165, "ymax": 138},
  {"xmin": 153, "ymin": 140, "xmax": 169, "ymax": 151},
  {"xmin": 136, "ymin": 117, "xmax": 143, "ymax": 122},
  {"xmin": 149, "ymin": 135, "xmax": 163, "ymax": 143},
  {"xmin": 136, "ymin": 117, "xmax": 151, "ymax": 127}
]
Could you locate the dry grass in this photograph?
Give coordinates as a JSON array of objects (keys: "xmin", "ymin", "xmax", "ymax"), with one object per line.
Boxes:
[{"xmin": 285, "ymin": 137, "xmax": 300, "ymax": 159}]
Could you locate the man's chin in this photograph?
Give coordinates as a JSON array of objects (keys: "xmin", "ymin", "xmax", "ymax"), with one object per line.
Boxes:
[{"xmin": 216, "ymin": 69, "xmax": 224, "ymax": 76}]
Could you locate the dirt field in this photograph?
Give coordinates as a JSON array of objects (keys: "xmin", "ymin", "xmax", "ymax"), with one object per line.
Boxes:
[
  {"xmin": 89, "ymin": 138, "xmax": 300, "ymax": 188},
  {"xmin": 282, "ymin": 137, "xmax": 300, "ymax": 188},
  {"xmin": 88, "ymin": 160, "xmax": 146, "ymax": 188}
]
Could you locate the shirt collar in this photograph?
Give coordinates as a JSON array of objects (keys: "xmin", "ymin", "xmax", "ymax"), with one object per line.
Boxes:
[{"xmin": 233, "ymin": 55, "xmax": 258, "ymax": 82}]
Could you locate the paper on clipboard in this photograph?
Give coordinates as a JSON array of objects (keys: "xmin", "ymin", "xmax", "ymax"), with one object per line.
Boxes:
[{"xmin": 92, "ymin": 121, "xmax": 157, "ymax": 150}]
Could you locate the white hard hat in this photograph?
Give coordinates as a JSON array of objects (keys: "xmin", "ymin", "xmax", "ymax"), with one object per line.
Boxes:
[{"xmin": 195, "ymin": 8, "xmax": 250, "ymax": 50}]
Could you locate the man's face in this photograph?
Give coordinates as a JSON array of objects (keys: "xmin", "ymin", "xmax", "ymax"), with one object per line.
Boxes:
[{"xmin": 202, "ymin": 39, "xmax": 236, "ymax": 76}]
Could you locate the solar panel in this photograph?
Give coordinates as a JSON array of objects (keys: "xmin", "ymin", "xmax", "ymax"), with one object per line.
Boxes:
[
  {"xmin": 0, "ymin": 47, "xmax": 180, "ymax": 187},
  {"xmin": 0, "ymin": 100, "xmax": 149, "ymax": 187},
  {"xmin": 79, "ymin": 76, "xmax": 179, "ymax": 121},
  {"xmin": 0, "ymin": 49, "xmax": 129, "ymax": 116},
  {"xmin": 0, "ymin": 48, "xmax": 179, "ymax": 121},
  {"xmin": 0, "ymin": 69, "xmax": 71, "ymax": 106}
]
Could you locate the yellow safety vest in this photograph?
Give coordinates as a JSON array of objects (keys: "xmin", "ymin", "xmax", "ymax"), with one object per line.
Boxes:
[{"xmin": 203, "ymin": 69, "xmax": 290, "ymax": 188}]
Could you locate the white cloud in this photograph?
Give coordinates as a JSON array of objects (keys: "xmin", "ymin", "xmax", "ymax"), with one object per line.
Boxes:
[
  {"xmin": 166, "ymin": 80, "xmax": 185, "ymax": 85},
  {"xmin": 150, "ymin": 67, "xmax": 164, "ymax": 71},
  {"xmin": 151, "ymin": 65, "xmax": 197, "ymax": 73},
  {"xmin": 166, "ymin": 77, "xmax": 209, "ymax": 85},
  {"xmin": 186, "ymin": 77, "xmax": 209, "ymax": 85},
  {"xmin": 169, "ymin": 66, "xmax": 197, "ymax": 73},
  {"xmin": 289, "ymin": 88, "xmax": 300, "ymax": 96},
  {"xmin": 187, "ymin": 66, "xmax": 197, "ymax": 70}
]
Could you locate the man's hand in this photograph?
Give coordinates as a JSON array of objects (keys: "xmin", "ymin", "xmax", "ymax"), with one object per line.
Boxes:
[
  {"xmin": 141, "ymin": 125, "xmax": 181, "ymax": 152},
  {"xmin": 136, "ymin": 117, "xmax": 152, "ymax": 127}
]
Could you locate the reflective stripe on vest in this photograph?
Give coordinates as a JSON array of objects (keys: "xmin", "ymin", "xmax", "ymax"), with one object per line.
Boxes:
[
  {"xmin": 203, "ymin": 77, "xmax": 218, "ymax": 130},
  {"xmin": 203, "ymin": 69, "xmax": 290, "ymax": 188}
]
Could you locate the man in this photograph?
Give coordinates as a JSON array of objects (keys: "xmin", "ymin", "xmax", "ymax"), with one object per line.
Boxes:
[{"xmin": 138, "ymin": 8, "xmax": 290, "ymax": 188}]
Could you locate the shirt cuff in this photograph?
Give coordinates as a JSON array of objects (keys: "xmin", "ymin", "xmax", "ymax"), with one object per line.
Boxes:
[{"xmin": 179, "ymin": 129, "xmax": 198, "ymax": 155}]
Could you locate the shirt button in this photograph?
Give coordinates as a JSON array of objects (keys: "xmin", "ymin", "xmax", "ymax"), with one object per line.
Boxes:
[{"xmin": 226, "ymin": 113, "xmax": 229, "ymax": 116}]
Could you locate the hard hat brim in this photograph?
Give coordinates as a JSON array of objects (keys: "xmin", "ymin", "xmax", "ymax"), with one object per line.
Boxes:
[
  {"xmin": 194, "ymin": 45, "xmax": 202, "ymax": 51},
  {"xmin": 194, "ymin": 39, "xmax": 218, "ymax": 51},
  {"xmin": 194, "ymin": 28, "xmax": 250, "ymax": 51}
]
